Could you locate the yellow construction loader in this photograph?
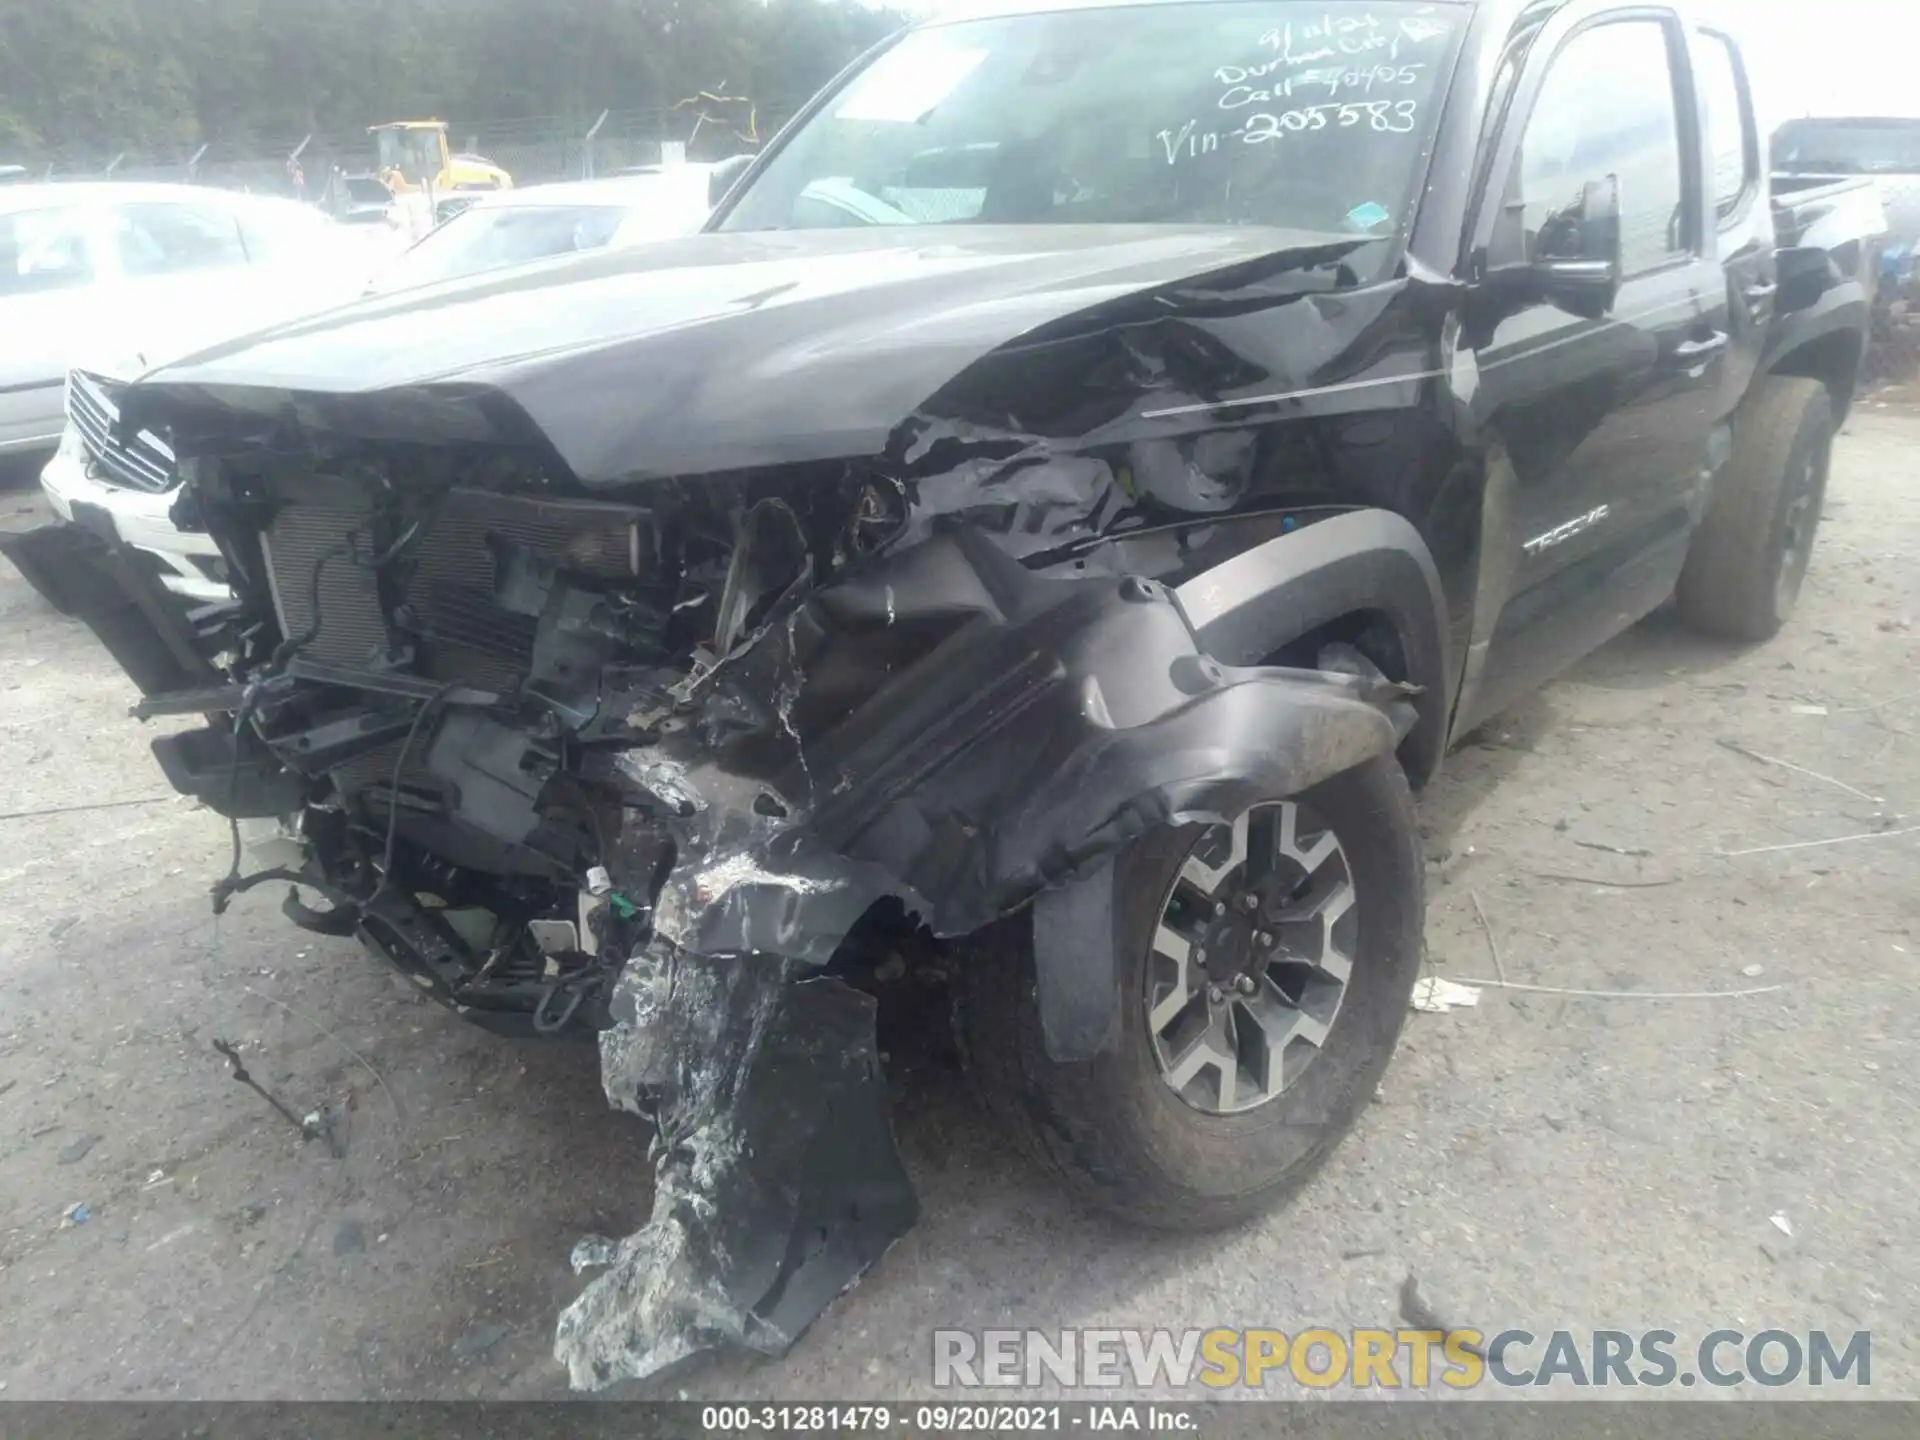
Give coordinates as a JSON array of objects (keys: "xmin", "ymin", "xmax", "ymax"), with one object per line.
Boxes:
[{"xmin": 371, "ymin": 121, "xmax": 512, "ymax": 195}]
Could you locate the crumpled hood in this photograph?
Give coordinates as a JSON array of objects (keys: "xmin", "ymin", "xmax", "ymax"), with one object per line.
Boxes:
[
  {"xmin": 127, "ymin": 224, "xmax": 1358, "ymax": 483},
  {"xmin": 83, "ymin": 288, "xmax": 349, "ymax": 386}
]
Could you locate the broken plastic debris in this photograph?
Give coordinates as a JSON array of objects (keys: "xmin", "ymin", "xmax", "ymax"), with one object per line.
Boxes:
[
  {"xmin": 1412, "ymin": 978, "xmax": 1482, "ymax": 1014},
  {"xmin": 1741, "ymin": 964, "xmax": 1765, "ymax": 979},
  {"xmin": 1770, "ymin": 1212, "xmax": 1794, "ymax": 1238},
  {"xmin": 688, "ymin": 853, "xmax": 841, "ymax": 910},
  {"xmin": 1790, "ymin": 704, "xmax": 1829, "ymax": 717},
  {"xmin": 555, "ymin": 954, "xmax": 917, "ymax": 1390},
  {"xmin": 621, "ymin": 754, "xmax": 707, "ymax": 815},
  {"xmin": 60, "ymin": 1201, "xmax": 91, "ymax": 1228},
  {"xmin": 569, "ymin": 1235, "xmax": 618, "ymax": 1275}
]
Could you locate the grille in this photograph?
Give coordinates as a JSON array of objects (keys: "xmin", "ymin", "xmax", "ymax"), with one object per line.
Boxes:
[
  {"xmin": 68, "ymin": 371, "xmax": 177, "ymax": 493},
  {"xmin": 264, "ymin": 482, "xmax": 649, "ymax": 702}
]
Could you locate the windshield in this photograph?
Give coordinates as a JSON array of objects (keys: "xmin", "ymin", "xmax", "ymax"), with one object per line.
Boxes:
[
  {"xmin": 376, "ymin": 127, "xmax": 443, "ymax": 185},
  {"xmin": 720, "ymin": 1, "xmax": 1463, "ymax": 271},
  {"xmin": 1774, "ymin": 119, "xmax": 1920, "ymax": 175},
  {"xmin": 373, "ymin": 203, "xmax": 633, "ymax": 291}
]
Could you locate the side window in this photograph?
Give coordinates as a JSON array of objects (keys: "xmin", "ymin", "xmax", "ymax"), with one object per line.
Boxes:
[
  {"xmin": 1696, "ymin": 32, "xmax": 1755, "ymax": 222},
  {"xmin": 0, "ymin": 207, "xmax": 97, "ymax": 296},
  {"xmin": 111, "ymin": 203, "xmax": 248, "ymax": 278},
  {"xmin": 1509, "ymin": 20, "xmax": 1689, "ymax": 276}
]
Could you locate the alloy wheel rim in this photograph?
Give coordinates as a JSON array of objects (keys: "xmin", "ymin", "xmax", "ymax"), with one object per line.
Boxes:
[
  {"xmin": 1144, "ymin": 802, "xmax": 1357, "ymax": 1116},
  {"xmin": 1776, "ymin": 450, "xmax": 1823, "ymax": 615}
]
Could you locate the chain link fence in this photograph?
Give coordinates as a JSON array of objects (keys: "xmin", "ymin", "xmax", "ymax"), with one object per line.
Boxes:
[{"xmin": 10, "ymin": 102, "xmax": 799, "ymax": 200}]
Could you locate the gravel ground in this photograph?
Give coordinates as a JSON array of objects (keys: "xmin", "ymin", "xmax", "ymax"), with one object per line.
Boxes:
[{"xmin": 0, "ymin": 408, "xmax": 1914, "ymax": 1403}]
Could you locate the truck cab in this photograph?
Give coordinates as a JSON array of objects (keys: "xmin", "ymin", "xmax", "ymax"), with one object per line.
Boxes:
[{"xmin": 1428, "ymin": 1, "xmax": 1877, "ymax": 724}]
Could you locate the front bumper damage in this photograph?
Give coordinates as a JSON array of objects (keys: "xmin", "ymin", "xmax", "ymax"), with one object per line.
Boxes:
[
  {"xmin": 553, "ymin": 532, "xmax": 1401, "ymax": 1384},
  {"xmin": 65, "ymin": 459, "xmax": 1408, "ymax": 1387}
]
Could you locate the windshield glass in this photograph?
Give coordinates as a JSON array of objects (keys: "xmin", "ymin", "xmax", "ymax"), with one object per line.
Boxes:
[
  {"xmin": 721, "ymin": 1, "xmax": 1463, "ymax": 269},
  {"xmin": 1774, "ymin": 120, "xmax": 1920, "ymax": 175},
  {"xmin": 376, "ymin": 127, "xmax": 443, "ymax": 185},
  {"xmin": 373, "ymin": 203, "xmax": 633, "ymax": 291}
]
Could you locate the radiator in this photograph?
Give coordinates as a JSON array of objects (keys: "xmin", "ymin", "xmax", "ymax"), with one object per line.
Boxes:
[
  {"xmin": 264, "ymin": 482, "xmax": 649, "ymax": 699},
  {"xmin": 262, "ymin": 481, "xmax": 651, "ymax": 801}
]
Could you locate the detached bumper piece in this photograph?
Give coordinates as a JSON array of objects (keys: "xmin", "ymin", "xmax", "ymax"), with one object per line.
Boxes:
[
  {"xmin": 0, "ymin": 520, "xmax": 218, "ymax": 696},
  {"xmin": 555, "ymin": 949, "xmax": 918, "ymax": 1387}
]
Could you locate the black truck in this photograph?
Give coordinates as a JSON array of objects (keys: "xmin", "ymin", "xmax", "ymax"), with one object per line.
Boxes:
[{"xmin": 8, "ymin": 0, "xmax": 1884, "ymax": 1387}]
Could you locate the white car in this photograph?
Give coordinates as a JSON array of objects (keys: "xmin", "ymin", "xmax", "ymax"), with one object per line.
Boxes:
[
  {"xmin": 366, "ymin": 169, "xmax": 718, "ymax": 295},
  {"xmin": 38, "ymin": 374, "xmax": 229, "ymax": 604},
  {"xmin": 31, "ymin": 197, "xmax": 393, "ymax": 605},
  {"xmin": 2, "ymin": 182, "xmax": 377, "ymax": 464},
  {"xmin": 32, "ymin": 172, "xmax": 720, "ymax": 607}
]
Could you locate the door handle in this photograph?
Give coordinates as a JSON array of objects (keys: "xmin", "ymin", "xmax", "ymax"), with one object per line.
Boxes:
[{"xmin": 1675, "ymin": 332, "xmax": 1729, "ymax": 361}]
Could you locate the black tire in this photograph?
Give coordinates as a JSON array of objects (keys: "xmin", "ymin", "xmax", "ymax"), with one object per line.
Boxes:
[
  {"xmin": 953, "ymin": 754, "xmax": 1423, "ymax": 1231},
  {"xmin": 1676, "ymin": 376, "xmax": 1834, "ymax": 642}
]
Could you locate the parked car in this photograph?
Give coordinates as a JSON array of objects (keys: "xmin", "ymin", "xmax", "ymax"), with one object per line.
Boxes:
[
  {"xmin": 326, "ymin": 173, "xmax": 408, "ymax": 228},
  {"xmin": 24, "ymin": 192, "xmax": 394, "ymax": 605},
  {"xmin": 0, "ymin": 182, "xmax": 375, "ymax": 465},
  {"xmin": 4, "ymin": 0, "xmax": 1884, "ymax": 1391},
  {"xmin": 1774, "ymin": 116, "xmax": 1920, "ymax": 314},
  {"xmin": 364, "ymin": 169, "xmax": 716, "ymax": 295},
  {"xmin": 20, "ymin": 173, "xmax": 716, "ymax": 602},
  {"xmin": 35, "ymin": 369, "xmax": 229, "ymax": 605}
]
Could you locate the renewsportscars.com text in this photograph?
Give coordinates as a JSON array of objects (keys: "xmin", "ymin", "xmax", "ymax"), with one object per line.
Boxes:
[{"xmin": 933, "ymin": 1327, "xmax": 1872, "ymax": 1391}]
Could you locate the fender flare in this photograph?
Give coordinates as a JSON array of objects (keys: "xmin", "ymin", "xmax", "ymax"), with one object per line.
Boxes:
[
  {"xmin": 764, "ymin": 531, "xmax": 1414, "ymax": 1063},
  {"xmin": 1760, "ymin": 289, "xmax": 1869, "ymax": 422},
  {"xmin": 1172, "ymin": 508, "xmax": 1450, "ymax": 789},
  {"xmin": 1021, "ymin": 665, "xmax": 1397, "ymax": 1061}
]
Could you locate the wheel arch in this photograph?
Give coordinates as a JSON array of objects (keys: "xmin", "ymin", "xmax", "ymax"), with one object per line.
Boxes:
[
  {"xmin": 1766, "ymin": 321, "xmax": 1866, "ymax": 426},
  {"xmin": 1173, "ymin": 509, "xmax": 1451, "ymax": 790}
]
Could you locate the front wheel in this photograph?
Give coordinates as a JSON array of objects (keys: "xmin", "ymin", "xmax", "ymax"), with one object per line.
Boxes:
[{"xmin": 953, "ymin": 754, "xmax": 1423, "ymax": 1231}]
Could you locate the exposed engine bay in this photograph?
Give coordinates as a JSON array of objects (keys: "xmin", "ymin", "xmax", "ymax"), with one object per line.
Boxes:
[{"xmin": 109, "ymin": 435, "xmax": 1416, "ymax": 1385}]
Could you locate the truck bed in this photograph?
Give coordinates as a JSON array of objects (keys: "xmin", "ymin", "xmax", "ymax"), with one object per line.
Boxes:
[{"xmin": 1773, "ymin": 172, "xmax": 1889, "ymax": 253}]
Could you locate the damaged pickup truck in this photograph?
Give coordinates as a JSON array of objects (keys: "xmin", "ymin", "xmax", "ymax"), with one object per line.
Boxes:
[{"xmin": 7, "ymin": 0, "xmax": 1881, "ymax": 1389}]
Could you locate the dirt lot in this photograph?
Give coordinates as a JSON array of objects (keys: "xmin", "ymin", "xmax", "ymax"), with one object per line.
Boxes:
[{"xmin": 0, "ymin": 408, "xmax": 1915, "ymax": 1403}]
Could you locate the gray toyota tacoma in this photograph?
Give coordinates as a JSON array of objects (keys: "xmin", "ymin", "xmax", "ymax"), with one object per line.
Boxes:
[{"xmin": 5, "ymin": 0, "xmax": 1883, "ymax": 1387}]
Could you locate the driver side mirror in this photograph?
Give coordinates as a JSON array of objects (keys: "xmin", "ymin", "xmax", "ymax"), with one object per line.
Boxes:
[
  {"xmin": 709, "ymin": 153, "xmax": 757, "ymax": 209},
  {"xmin": 1484, "ymin": 175, "xmax": 1624, "ymax": 321}
]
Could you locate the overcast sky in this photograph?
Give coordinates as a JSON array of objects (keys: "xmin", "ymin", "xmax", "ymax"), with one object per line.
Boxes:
[
  {"xmin": 887, "ymin": 0, "xmax": 1920, "ymax": 122},
  {"xmin": 1737, "ymin": 0, "xmax": 1920, "ymax": 121}
]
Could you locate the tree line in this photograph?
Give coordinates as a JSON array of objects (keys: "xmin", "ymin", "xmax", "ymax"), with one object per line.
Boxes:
[{"xmin": 0, "ymin": 0, "xmax": 905, "ymax": 162}]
